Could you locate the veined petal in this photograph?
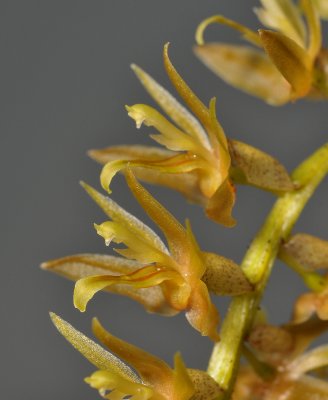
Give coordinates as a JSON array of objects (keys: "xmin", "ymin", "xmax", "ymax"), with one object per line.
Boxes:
[
  {"xmin": 81, "ymin": 182, "xmax": 168, "ymax": 256},
  {"xmin": 195, "ymin": 15, "xmax": 262, "ymax": 47},
  {"xmin": 93, "ymin": 318, "xmax": 174, "ymax": 394},
  {"xmin": 259, "ymin": 29, "xmax": 312, "ymax": 98},
  {"xmin": 194, "ymin": 43, "xmax": 291, "ymax": 105},
  {"xmin": 125, "ymin": 169, "xmax": 191, "ymax": 269},
  {"xmin": 185, "ymin": 280, "xmax": 220, "ymax": 341},
  {"xmin": 229, "ymin": 139, "xmax": 294, "ymax": 193},
  {"xmin": 50, "ymin": 313, "xmax": 140, "ymax": 382},
  {"xmin": 279, "ymin": 234, "xmax": 328, "ymax": 271},
  {"xmin": 85, "ymin": 370, "xmax": 154, "ymax": 400},
  {"xmin": 131, "ymin": 64, "xmax": 210, "ymax": 150},
  {"xmin": 126, "ymin": 104, "xmax": 203, "ymax": 155},
  {"xmin": 74, "ymin": 266, "xmax": 181, "ymax": 312},
  {"xmin": 201, "ymin": 252, "xmax": 253, "ymax": 295},
  {"xmin": 42, "ymin": 254, "xmax": 173, "ymax": 315},
  {"xmin": 89, "ymin": 145, "xmax": 175, "ymax": 166},
  {"xmin": 302, "ymin": 0, "xmax": 322, "ymax": 61},
  {"xmin": 206, "ymin": 178, "xmax": 236, "ymax": 227},
  {"xmin": 255, "ymin": 0, "xmax": 306, "ymax": 46}
]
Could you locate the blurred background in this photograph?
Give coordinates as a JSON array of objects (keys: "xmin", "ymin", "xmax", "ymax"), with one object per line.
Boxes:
[{"xmin": 1, "ymin": 0, "xmax": 327, "ymax": 398}]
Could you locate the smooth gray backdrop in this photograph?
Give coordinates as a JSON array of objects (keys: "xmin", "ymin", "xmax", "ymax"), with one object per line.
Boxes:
[{"xmin": 1, "ymin": 1, "xmax": 327, "ymax": 399}]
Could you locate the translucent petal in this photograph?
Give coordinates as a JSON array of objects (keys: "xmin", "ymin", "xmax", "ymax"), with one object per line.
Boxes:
[
  {"xmin": 85, "ymin": 370, "xmax": 153, "ymax": 400},
  {"xmin": 50, "ymin": 313, "xmax": 140, "ymax": 382},
  {"xmin": 205, "ymin": 178, "xmax": 236, "ymax": 227},
  {"xmin": 289, "ymin": 345, "xmax": 328, "ymax": 378},
  {"xmin": 74, "ymin": 265, "xmax": 181, "ymax": 312},
  {"xmin": 279, "ymin": 233, "xmax": 328, "ymax": 271},
  {"xmin": 195, "ymin": 15, "xmax": 262, "ymax": 47},
  {"xmin": 172, "ymin": 353, "xmax": 195, "ymax": 400},
  {"xmin": 293, "ymin": 291, "xmax": 328, "ymax": 323},
  {"xmin": 229, "ymin": 139, "xmax": 294, "ymax": 193},
  {"xmin": 259, "ymin": 29, "xmax": 312, "ymax": 98},
  {"xmin": 185, "ymin": 280, "xmax": 220, "ymax": 341},
  {"xmin": 194, "ymin": 43, "xmax": 291, "ymax": 105},
  {"xmin": 81, "ymin": 182, "xmax": 168, "ymax": 256},
  {"xmin": 255, "ymin": 0, "xmax": 306, "ymax": 46},
  {"xmin": 42, "ymin": 254, "xmax": 173, "ymax": 314},
  {"xmin": 131, "ymin": 64, "xmax": 210, "ymax": 149},
  {"xmin": 201, "ymin": 252, "xmax": 253, "ymax": 295}
]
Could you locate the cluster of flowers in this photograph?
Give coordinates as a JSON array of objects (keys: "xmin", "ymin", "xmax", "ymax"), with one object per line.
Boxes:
[{"xmin": 44, "ymin": 1, "xmax": 328, "ymax": 399}]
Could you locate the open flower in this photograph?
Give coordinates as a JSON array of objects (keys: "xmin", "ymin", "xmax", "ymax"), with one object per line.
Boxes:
[
  {"xmin": 50, "ymin": 313, "xmax": 222, "ymax": 400},
  {"xmin": 194, "ymin": 0, "xmax": 328, "ymax": 105},
  {"xmin": 89, "ymin": 44, "xmax": 294, "ymax": 227},
  {"xmin": 43, "ymin": 169, "xmax": 253, "ymax": 341},
  {"xmin": 233, "ymin": 318, "xmax": 328, "ymax": 400}
]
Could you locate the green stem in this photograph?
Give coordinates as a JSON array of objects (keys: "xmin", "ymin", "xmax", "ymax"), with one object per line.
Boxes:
[{"xmin": 208, "ymin": 143, "xmax": 328, "ymax": 399}]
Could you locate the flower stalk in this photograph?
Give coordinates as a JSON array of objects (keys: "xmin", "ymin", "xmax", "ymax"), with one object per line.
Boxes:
[{"xmin": 207, "ymin": 143, "xmax": 328, "ymax": 399}]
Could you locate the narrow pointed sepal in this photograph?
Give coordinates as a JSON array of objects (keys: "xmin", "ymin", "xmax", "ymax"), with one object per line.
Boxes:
[{"xmin": 229, "ymin": 139, "xmax": 294, "ymax": 193}]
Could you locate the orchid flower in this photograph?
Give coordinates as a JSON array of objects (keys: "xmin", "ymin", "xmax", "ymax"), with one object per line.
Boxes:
[
  {"xmin": 195, "ymin": 0, "xmax": 328, "ymax": 105},
  {"xmin": 50, "ymin": 313, "xmax": 222, "ymax": 400},
  {"xmin": 43, "ymin": 169, "xmax": 252, "ymax": 341},
  {"xmin": 89, "ymin": 44, "xmax": 294, "ymax": 227}
]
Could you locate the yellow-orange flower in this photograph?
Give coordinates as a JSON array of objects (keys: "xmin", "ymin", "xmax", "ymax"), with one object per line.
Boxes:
[
  {"xmin": 50, "ymin": 313, "xmax": 222, "ymax": 400},
  {"xmin": 195, "ymin": 0, "xmax": 328, "ymax": 105},
  {"xmin": 43, "ymin": 170, "xmax": 252, "ymax": 341},
  {"xmin": 89, "ymin": 45, "xmax": 293, "ymax": 227}
]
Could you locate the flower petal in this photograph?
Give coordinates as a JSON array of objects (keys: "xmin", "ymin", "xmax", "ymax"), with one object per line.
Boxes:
[
  {"xmin": 201, "ymin": 252, "xmax": 253, "ymax": 295},
  {"xmin": 92, "ymin": 318, "xmax": 174, "ymax": 394},
  {"xmin": 85, "ymin": 370, "xmax": 154, "ymax": 400},
  {"xmin": 194, "ymin": 43, "xmax": 290, "ymax": 105},
  {"xmin": 259, "ymin": 29, "xmax": 312, "ymax": 98},
  {"xmin": 229, "ymin": 139, "xmax": 294, "ymax": 193},
  {"xmin": 293, "ymin": 291, "xmax": 328, "ymax": 323},
  {"xmin": 279, "ymin": 233, "xmax": 328, "ymax": 271},
  {"xmin": 172, "ymin": 353, "xmax": 195, "ymax": 400},
  {"xmin": 206, "ymin": 178, "xmax": 236, "ymax": 227},
  {"xmin": 288, "ymin": 345, "xmax": 328, "ymax": 378},
  {"xmin": 302, "ymin": 0, "xmax": 322, "ymax": 61},
  {"xmin": 42, "ymin": 254, "xmax": 173, "ymax": 315},
  {"xmin": 81, "ymin": 182, "xmax": 168, "ymax": 256},
  {"xmin": 50, "ymin": 313, "xmax": 140, "ymax": 382},
  {"xmin": 131, "ymin": 64, "xmax": 210, "ymax": 149},
  {"xmin": 255, "ymin": 0, "xmax": 306, "ymax": 46},
  {"xmin": 74, "ymin": 266, "xmax": 181, "ymax": 312},
  {"xmin": 185, "ymin": 280, "xmax": 220, "ymax": 341},
  {"xmin": 195, "ymin": 15, "xmax": 262, "ymax": 47}
]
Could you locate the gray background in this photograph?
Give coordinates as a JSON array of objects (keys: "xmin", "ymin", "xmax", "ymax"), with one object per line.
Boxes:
[{"xmin": 1, "ymin": 1, "xmax": 327, "ymax": 398}]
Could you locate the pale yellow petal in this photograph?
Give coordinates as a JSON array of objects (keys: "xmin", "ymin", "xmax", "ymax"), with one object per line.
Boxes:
[
  {"xmin": 171, "ymin": 353, "xmax": 195, "ymax": 400},
  {"xmin": 201, "ymin": 252, "xmax": 253, "ymax": 295},
  {"xmin": 195, "ymin": 15, "xmax": 262, "ymax": 47},
  {"xmin": 301, "ymin": 0, "xmax": 322, "ymax": 61},
  {"xmin": 74, "ymin": 266, "xmax": 180, "ymax": 312},
  {"xmin": 255, "ymin": 0, "xmax": 306, "ymax": 46},
  {"xmin": 85, "ymin": 370, "xmax": 154, "ymax": 400},
  {"xmin": 131, "ymin": 64, "xmax": 210, "ymax": 149},
  {"xmin": 50, "ymin": 313, "xmax": 140, "ymax": 382},
  {"xmin": 81, "ymin": 182, "xmax": 168, "ymax": 256},
  {"xmin": 259, "ymin": 29, "xmax": 312, "ymax": 98},
  {"xmin": 288, "ymin": 345, "xmax": 328, "ymax": 378},
  {"xmin": 229, "ymin": 139, "xmax": 294, "ymax": 193}
]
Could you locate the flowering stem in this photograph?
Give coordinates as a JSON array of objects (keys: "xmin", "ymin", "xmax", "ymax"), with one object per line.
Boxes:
[{"xmin": 207, "ymin": 143, "xmax": 328, "ymax": 399}]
